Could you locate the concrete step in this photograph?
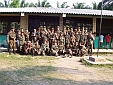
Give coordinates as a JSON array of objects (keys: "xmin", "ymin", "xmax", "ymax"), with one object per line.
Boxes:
[{"xmin": 93, "ymin": 49, "xmax": 113, "ymax": 53}]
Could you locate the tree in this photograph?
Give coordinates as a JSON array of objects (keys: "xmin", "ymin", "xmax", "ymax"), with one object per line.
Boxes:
[
  {"xmin": 57, "ymin": 1, "xmax": 70, "ymax": 8},
  {"xmin": 0, "ymin": 0, "xmax": 36, "ymax": 8},
  {"xmin": 103, "ymin": 0, "xmax": 113, "ymax": 10},
  {"xmin": 84, "ymin": 5, "xmax": 92, "ymax": 9},
  {"xmin": 28, "ymin": 2, "xmax": 35, "ymax": 7},
  {"xmin": 98, "ymin": 0, "xmax": 113, "ymax": 10},
  {"xmin": 35, "ymin": 0, "xmax": 52, "ymax": 7},
  {"xmin": 10, "ymin": 0, "xmax": 19, "ymax": 8},
  {"xmin": 0, "ymin": 2, "xmax": 4, "ymax": 7},
  {"xmin": 72, "ymin": 2, "xmax": 92, "ymax": 9},
  {"xmin": 0, "ymin": 0, "xmax": 11, "ymax": 7},
  {"xmin": 92, "ymin": 1, "xmax": 98, "ymax": 9},
  {"xmin": 19, "ymin": 0, "xmax": 34, "ymax": 7}
]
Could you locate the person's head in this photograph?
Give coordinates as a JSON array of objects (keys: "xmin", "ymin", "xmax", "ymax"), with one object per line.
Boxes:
[
  {"xmin": 57, "ymin": 26, "xmax": 60, "ymax": 30},
  {"xmin": 71, "ymin": 28, "xmax": 73, "ymax": 32},
  {"xmin": 74, "ymin": 28, "xmax": 77, "ymax": 32},
  {"xmin": 64, "ymin": 26, "xmax": 66, "ymax": 30},
  {"xmin": 89, "ymin": 31, "xmax": 92, "ymax": 34},
  {"xmin": 47, "ymin": 28, "xmax": 50, "ymax": 32},
  {"xmin": 82, "ymin": 27, "xmax": 85, "ymax": 32},
  {"xmin": 78, "ymin": 27, "xmax": 80, "ymax": 31},
  {"xmin": 84, "ymin": 28, "xmax": 88, "ymax": 32},
  {"xmin": 27, "ymin": 41, "xmax": 31, "ymax": 45},
  {"xmin": 25, "ymin": 29, "xmax": 28, "ymax": 32},
  {"xmin": 20, "ymin": 28, "xmax": 24, "ymax": 32},
  {"xmin": 44, "ymin": 26, "xmax": 47, "ymax": 31},
  {"xmin": 18, "ymin": 30, "xmax": 21, "ymax": 34},
  {"xmin": 52, "ymin": 28, "xmax": 54, "ymax": 33},
  {"xmin": 34, "ymin": 29, "xmax": 36, "ymax": 32},
  {"xmin": 11, "ymin": 28, "xmax": 14, "ymax": 32},
  {"xmin": 75, "ymin": 31, "xmax": 78, "ymax": 34}
]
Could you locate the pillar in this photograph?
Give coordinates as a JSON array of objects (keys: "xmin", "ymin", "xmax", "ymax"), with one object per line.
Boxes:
[
  {"xmin": 20, "ymin": 14, "xmax": 28, "ymax": 30},
  {"xmin": 93, "ymin": 17, "xmax": 96, "ymax": 33},
  {"xmin": 59, "ymin": 15, "xmax": 63, "ymax": 31}
]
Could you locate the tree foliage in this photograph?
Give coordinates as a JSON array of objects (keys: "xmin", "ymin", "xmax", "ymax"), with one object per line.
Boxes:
[
  {"xmin": 92, "ymin": 1, "xmax": 98, "ymax": 9},
  {"xmin": 98, "ymin": 0, "xmax": 113, "ymax": 10},
  {"xmin": 103, "ymin": 0, "xmax": 113, "ymax": 10},
  {"xmin": 0, "ymin": 0, "xmax": 112, "ymax": 10},
  {"xmin": 35, "ymin": 0, "xmax": 52, "ymax": 7},
  {"xmin": 0, "ymin": 0, "xmax": 52, "ymax": 8},
  {"xmin": 57, "ymin": 1, "xmax": 70, "ymax": 8},
  {"xmin": 72, "ymin": 2, "xmax": 91, "ymax": 9}
]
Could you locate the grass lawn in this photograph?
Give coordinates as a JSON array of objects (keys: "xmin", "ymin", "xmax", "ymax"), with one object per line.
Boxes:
[{"xmin": 0, "ymin": 53, "xmax": 56, "ymax": 85}]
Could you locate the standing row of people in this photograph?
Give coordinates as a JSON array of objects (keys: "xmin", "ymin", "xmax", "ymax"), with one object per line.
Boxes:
[
  {"xmin": 7, "ymin": 26, "xmax": 95, "ymax": 57},
  {"xmin": 99, "ymin": 33, "xmax": 111, "ymax": 49}
]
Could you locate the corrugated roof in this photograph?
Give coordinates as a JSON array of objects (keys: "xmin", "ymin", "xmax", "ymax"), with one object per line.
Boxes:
[{"xmin": 0, "ymin": 7, "xmax": 113, "ymax": 16}]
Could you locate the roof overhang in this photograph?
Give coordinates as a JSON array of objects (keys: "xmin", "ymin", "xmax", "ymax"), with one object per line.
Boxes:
[{"xmin": 0, "ymin": 7, "xmax": 113, "ymax": 17}]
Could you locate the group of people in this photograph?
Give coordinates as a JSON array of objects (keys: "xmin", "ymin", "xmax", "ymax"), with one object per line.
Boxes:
[{"xmin": 7, "ymin": 26, "xmax": 95, "ymax": 57}]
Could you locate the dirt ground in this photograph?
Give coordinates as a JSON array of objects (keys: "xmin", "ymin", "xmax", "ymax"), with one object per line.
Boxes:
[
  {"xmin": 50, "ymin": 54, "xmax": 113, "ymax": 85},
  {"xmin": 0, "ymin": 53, "xmax": 113, "ymax": 85}
]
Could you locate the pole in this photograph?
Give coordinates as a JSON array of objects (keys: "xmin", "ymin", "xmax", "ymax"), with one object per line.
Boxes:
[{"xmin": 97, "ymin": 0, "xmax": 103, "ymax": 57}]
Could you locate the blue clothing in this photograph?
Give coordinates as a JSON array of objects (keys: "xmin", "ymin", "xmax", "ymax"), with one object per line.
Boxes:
[{"xmin": 100, "ymin": 35, "xmax": 104, "ymax": 42}]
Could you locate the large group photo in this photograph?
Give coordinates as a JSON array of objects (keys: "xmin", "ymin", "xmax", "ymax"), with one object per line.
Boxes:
[
  {"xmin": 7, "ymin": 26, "xmax": 94, "ymax": 57},
  {"xmin": 7, "ymin": 25, "xmax": 112, "ymax": 57},
  {"xmin": 0, "ymin": 0, "xmax": 113, "ymax": 85}
]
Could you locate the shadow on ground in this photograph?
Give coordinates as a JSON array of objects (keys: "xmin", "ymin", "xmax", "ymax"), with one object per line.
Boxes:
[{"xmin": 0, "ymin": 65, "xmax": 113, "ymax": 85}]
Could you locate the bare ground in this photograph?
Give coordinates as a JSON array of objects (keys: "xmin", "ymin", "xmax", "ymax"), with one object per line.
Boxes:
[
  {"xmin": 50, "ymin": 54, "xmax": 113, "ymax": 85},
  {"xmin": 0, "ymin": 53, "xmax": 113, "ymax": 85}
]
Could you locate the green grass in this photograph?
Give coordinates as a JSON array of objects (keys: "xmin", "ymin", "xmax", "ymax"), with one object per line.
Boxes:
[
  {"xmin": 0, "ymin": 53, "xmax": 57, "ymax": 85},
  {"xmin": 106, "ymin": 58, "xmax": 113, "ymax": 62},
  {"xmin": 80, "ymin": 58, "xmax": 113, "ymax": 70}
]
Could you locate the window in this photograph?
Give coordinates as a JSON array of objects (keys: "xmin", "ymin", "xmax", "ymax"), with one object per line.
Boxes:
[
  {"xmin": 63, "ymin": 17, "xmax": 92, "ymax": 30},
  {"xmin": 0, "ymin": 16, "xmax": 20, "ymax": 34},
  {"xmin": 0, "ymin": 22, "xmax": 8, "ymax": 34}
]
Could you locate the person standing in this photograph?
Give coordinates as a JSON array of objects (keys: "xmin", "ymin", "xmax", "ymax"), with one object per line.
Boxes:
[
  {"xmin": 8, "ymin": 28, "xmax": 17, "ymax": 54},
  {"xmin": 25, "ymin": 29, "xmax": 30, "ymax": 41},
  {"xmin": 19, "ymin": 32, "xmax": 25, "ymax": 53},
  {"xmin": 99, "ymin": 34, "xmax": 104, "ymax": 48},
  {"xmin": 105, "ymin": 33, "xmax": 111, "ymax": 49},
  {"xmin": 16, "ymin": 30, "xmax": 21, "ymax": 52},
  {"xmin": 87, "ymin": 31, "xmax": 94, "ymax": 56}
]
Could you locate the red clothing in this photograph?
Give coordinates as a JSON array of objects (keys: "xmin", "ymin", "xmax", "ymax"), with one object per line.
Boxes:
[{"xmin": 105, "ymin": 35, "xmax": 111, "ymax": 43}]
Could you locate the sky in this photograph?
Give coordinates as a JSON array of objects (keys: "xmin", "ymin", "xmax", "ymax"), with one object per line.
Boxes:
[{"xmin": 27, "ymin": 0, "xmax": 102, "ymax": 8}]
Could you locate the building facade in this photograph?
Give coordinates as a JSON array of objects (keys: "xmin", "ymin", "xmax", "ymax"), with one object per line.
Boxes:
[{"xmin": 0, "ymin": 7, "xmax": 113, "ymax": 48}]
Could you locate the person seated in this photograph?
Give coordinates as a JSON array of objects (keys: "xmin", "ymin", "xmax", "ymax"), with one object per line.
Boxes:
[
  {"xmin": 50, "ymin": 40, "xmax": 58, "ymax": 56},
  {"xmin": 31, "ymin": 37, "xmax": 41, "ymax": 56},
  {"xmin": 64, "ymin": 44, "xmax": 72, "ymax": 58},
  {"xmin": 23, "ymin": 41, "xmax": 32, "ymax": 55}
]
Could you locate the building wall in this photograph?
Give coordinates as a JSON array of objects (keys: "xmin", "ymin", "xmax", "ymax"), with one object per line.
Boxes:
[
  {"xmin": 20, "ymin": 14, "xmax": 28, "ymax": 30},
  {"xmin": 96, "ymin": 18, "xmax": 113, "ymax": 35}
]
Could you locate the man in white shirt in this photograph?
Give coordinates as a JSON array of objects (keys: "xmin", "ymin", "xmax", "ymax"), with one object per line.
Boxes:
[{"xmin": 99, "ymin": 34, "xmax": 104, "ymax": 48}]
